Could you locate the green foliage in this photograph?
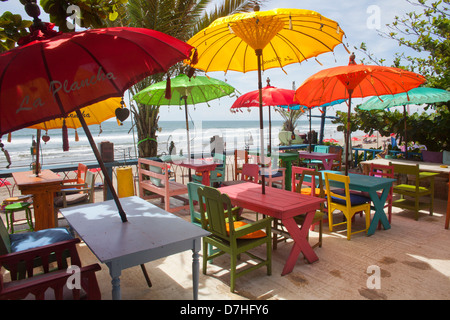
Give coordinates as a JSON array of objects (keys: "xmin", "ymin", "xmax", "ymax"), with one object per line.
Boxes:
[
  {"xmin": 0, "ymin": 11, "xmax": 32, "ymax": 52},
  {"xmin": 347, "ymin": 0, "xmax": 450, "ymax": 152},
  {"xmin": 275, "ymin": 107, "xmax": 305, "ymax": 132},
  {"xmin": 40, "ymin": 0, "xmax": 126, "ymax": 32}
]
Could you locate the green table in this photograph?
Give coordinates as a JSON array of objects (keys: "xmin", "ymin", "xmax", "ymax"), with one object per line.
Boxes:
[{"xmin": 249, "ymin": 150, "xmax": 299, "ymax": 191}]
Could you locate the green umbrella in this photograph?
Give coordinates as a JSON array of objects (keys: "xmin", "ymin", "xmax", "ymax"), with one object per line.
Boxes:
[
  {"xmin": 133, "ymin": 74, "xmax": 237, "ymax": 157},
  {"xmin": 358, "ymin": 87, "xmax": 450, "ymax": 157}
]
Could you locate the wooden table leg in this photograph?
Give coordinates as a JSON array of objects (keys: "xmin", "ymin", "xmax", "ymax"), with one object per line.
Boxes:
[{"xmin": 281, "ymin": 212, "xmax": 319, "ymax": 275}]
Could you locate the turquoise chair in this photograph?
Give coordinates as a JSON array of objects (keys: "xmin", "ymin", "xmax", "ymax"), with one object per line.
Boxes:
[
  {"xmin": 192, "ymin": 153, "xmax": 226, "ymax": 186},
  {"xmin": 307, "ymin": 145, "xmax": 330, "ymax": 167}
]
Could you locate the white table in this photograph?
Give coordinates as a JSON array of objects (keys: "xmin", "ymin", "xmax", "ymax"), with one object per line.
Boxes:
[{"xmin": 60, "ymin": 196, "xmax": 209, "ymax": 300}]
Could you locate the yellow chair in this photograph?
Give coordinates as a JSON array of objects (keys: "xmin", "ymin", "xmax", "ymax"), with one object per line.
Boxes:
[
  {"xmin": 324, "ymin": 172, "xmax": 371, "ymax": 240},
  {"xmin": 389, "ymin": 162, "xmax": 438, "ymax": 221}
]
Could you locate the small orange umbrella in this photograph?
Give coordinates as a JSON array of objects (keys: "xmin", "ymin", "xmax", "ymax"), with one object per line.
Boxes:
[{"xmin": 295, "ymin": 53, "xmax": 426, "ymax": 174}]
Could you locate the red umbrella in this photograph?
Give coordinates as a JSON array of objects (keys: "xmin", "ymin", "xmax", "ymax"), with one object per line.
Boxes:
[
  {"xmin": 323, "ymin": 138, "xmax": 339, "ymax": 143},
  {"xmin": 295, "ymin": 53, "xmax": 426, "ymax": 174},
  {"xmin": 230, "ymin": 80, "xmax": 298, "ymax": 151},
  {"xmin": 351, "ymin": 137, "xmax": 361, "ymax": 141},
  {"xmin": 0, "ymin": 8, "xmax": 194, "ymax": 222}
]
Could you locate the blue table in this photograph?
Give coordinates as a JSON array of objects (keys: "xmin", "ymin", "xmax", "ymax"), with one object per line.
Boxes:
[
  {"xmin": 322, "ymin": 171, "xmax": 395, "ymax": 235},
  {"xmin": 60, "ymin": 196, "xmax": 210, "ymax": 300},
  {"xmin": 352, "ymin": 148, "xmax": 383, "ymax": 167}
]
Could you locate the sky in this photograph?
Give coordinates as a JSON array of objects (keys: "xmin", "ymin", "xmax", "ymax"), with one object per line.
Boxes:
[{"xmin": 2, "ymin": 0, "xmax": 426, "ymax": 122}]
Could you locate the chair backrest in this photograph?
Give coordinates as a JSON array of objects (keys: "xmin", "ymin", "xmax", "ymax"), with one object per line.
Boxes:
[
  {"xmin": 85, "ymin": 171, "xmax": 95, "ymax": 202},
  {"xmin": 369, "ymin": 163, "xmax": 394, "ymax": 179},
  {"xmin": 291, "ymin": 166, "xmax": 315, "ymax": 192},
  {"xmin": 324, "ymin": 172, "xmax": 351, "ymax": 210},
  {"xmin": 329, "ymin": 146, "xmax": 343, "ymax": 170},
  {"xmin": 211, "ymin": 153, "xmax": 226, "ymax": 181},
  {"xmin": 187, "ymin": 182, "xmax": 204, "ymax": 226},
  {"xmin": 197, "ymin": 186, "xmax": 234, "ymax": 241},
  {"xmin": 297, "ymin": 170, "xmax": 325, "ymax": 198},
  {"xmin": 241, "ymin": 163, "xmax": 259, "ymax": 182},
  {"xmin": 76, "ymin": 163, "xmax": 88, "ymax": 185},
  {"xmin": 314, "ymin": 145, "xmax": 329, "ymax": 153},
  {"xmin": 234, "ymin": 150, "xmax": 248, "ymax": 170},
  {"xmin": 389, "ymin": 162, "xmax": 420, "ymax": 187}
]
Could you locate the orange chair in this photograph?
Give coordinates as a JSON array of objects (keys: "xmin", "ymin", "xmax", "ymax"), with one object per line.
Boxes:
[
  {"xmin": 61, "ymin": 163, "xmax": 88, "ymax": 192},
  {"xmin": 234, "ymin": 150, "xmax": 248, "ymax": 180}
]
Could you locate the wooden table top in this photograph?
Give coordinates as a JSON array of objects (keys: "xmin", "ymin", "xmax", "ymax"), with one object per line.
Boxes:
[
  {"xmin": 12, "ymin": 169, "xmax": 62, "ymax": 187},
  {"xmin": 220, "ymin": 182, "xmax": 324, "ymax": 220}
]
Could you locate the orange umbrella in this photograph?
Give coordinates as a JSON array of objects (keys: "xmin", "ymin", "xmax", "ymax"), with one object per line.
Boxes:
[{"xmin": 295, "ymin": 53, "xmax": 426, "ymax": 174}]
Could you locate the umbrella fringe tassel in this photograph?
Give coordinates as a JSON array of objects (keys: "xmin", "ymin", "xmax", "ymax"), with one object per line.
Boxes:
[
  {"xmin": 165, "ymin": 75, "xmax": 172, "ymax": 100},
  {"xmin": 62, "ymin": 119, "xmax": 69, "ymax": 151}
]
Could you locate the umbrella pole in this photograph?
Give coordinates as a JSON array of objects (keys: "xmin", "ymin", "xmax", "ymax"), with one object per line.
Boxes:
[
  {"xmin": 268, "ymin": 106, "xmax": 272, "ymax": 153},
  {"xmin": 75, "ymin": 109, "xmax": 128, "ymax": 223},
  {"xmin": 403, "ymin": 105, "xmax": 408, "ymax": 159},
  {"xmin": 344, "ymin": 91, "xmax": 353, "ymax": 176},
  {"xmin": 309, "ymin": 108, "xmax": 312, "ymax": 152},
  {"xmin": 35, "ymin": 129, "xmax": 41, "ymax": 176},
  {"xmin": 184, "ymin": 96, "xmax": 192, "ymax": 181},
  {"xmin": 256, "ymin": 49, "xmax": 265, "ymax": 194}
]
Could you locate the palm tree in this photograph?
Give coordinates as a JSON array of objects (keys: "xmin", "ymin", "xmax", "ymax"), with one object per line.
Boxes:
[{"xmin": 112, "ymin": 0, "xmax": 265, "ymax": 157}]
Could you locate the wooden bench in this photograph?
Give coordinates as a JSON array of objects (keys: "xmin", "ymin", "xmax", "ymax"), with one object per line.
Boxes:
[{"xmin": 137, "ymin": 158, "xmax": 189, "ymax": 213}]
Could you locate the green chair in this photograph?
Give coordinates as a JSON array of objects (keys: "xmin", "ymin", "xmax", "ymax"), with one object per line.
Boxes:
[
  {"xmin": 197, "ymin": 186, "xmax": 272, "ymax": 292},
  {"xmin": 389, "ymin": 162, "xmax": 439, "ymax": 221},
  {"xmin": 192, "ymin": 153, "xmax": 226, "ymax": 187},
  {"xmin": 2, "ymin": 202, "xmax": 33, "ymax": 234}
]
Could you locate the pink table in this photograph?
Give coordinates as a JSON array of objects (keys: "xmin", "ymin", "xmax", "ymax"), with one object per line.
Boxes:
[
  {"xmin": 219, "ymin": 182, "xmax": 325, "ymax": 275},
  {"xmin": 176, "ymin": 159, "xmax": 218, "ymax": 186},
  {"xmin": 298, "ymin": 151, "xmax": 340, "ymax": 170}
]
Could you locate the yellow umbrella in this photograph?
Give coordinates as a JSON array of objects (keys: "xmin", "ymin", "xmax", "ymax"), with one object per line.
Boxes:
[
  {"xmin": 28, "ymin": 97, "xmax": 127, "ymax": 131},
  {"xmin": 188, "ymin": 6, "xmax": 347, "ymax": 193},
  {"xmin": 27, "ymin": 97, "xmax": 128, "ymax": 171}
]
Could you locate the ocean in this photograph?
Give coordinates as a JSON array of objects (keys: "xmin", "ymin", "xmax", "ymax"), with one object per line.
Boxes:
[{"xmin": 0, "ymin": 118, "xmax": 354, "ymax": 170}]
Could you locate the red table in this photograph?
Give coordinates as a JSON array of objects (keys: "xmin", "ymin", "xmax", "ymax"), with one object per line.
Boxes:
[
  {"xmin": 219, "ymin": 182, "xmax": 325, "ymax": 275},
  {"xmin": 298, "ymin": 151, "xmax": 340, "ymax": 170},
  {"xmin": 175, "ymin": 159, "xmax": 218, "ymax": 186}
]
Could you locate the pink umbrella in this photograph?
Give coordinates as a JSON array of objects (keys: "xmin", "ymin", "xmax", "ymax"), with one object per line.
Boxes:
[
  {"xmin": 323, "ymin": 138, "xmax": 339, "ymax": 143},
  {"xmin": 230, "ymin": 80, "xmax": 298, "ymax": 151},
  {"xmin": 351, "ymin": 137, "xmax": 361, "ymax": 141}
]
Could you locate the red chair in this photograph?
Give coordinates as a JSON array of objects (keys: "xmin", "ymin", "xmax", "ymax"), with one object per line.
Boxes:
[
  {"xmin": 367, "ymin": 163, "xmax": 394, "ymax": 228},
  {"xmin": 0, "ymin": 238, "xmax": 102, "ymax": 300}
]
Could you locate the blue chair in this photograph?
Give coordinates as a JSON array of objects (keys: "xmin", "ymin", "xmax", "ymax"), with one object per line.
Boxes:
[
  {"xmin": 0, "ymin": 216, "xmax": 74, "ymax": 280},
  {"xmin": 192, "ymin": 153, "xmax": 226, "ymax": 186}
]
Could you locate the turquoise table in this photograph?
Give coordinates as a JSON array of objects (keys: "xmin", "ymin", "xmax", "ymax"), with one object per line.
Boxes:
[
  {"xmin": 322, "ymin": 171, "xmax": 395, "ymax": 235},
  {"xmin": 249, "ymin": 151, "xmax": 299, "ymax": 191}
]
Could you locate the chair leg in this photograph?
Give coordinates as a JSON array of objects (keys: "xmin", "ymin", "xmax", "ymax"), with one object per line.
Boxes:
[
  {"xmin": 230, "ymin": 254, "xmax": 237, "ymax": 292},
  {"xmin": 346, "ymin": 214, "xmax": 352, "ymax": 241}
]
